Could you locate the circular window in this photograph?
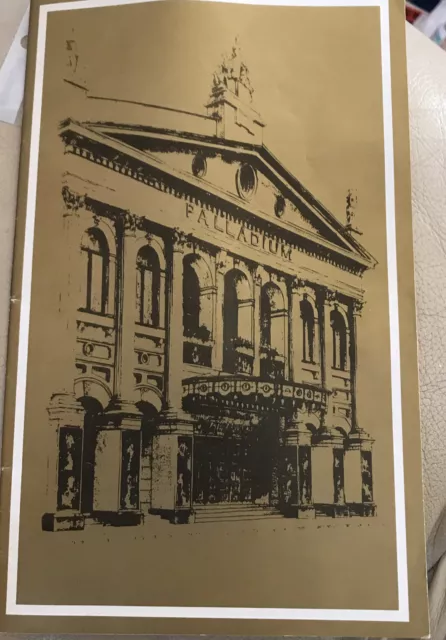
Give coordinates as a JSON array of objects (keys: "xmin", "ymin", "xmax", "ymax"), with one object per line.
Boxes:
[
  {"xmin": 236, "ymin": 164, "xmax": 257, "ymax": 200},
  {"xmin": 274, "ymin": 194, "xmax": 286, "ymax": 218},
  {"xmin": 83, "ymin": 342, "xmax": 94, "ymax": 357},
  {"xmin": 140, "ymin": 352, "xmax": 150, "ymax": 365},
  {"xmin": 192, "ymin": 154, "xmax": 207, "ymax": 178}
]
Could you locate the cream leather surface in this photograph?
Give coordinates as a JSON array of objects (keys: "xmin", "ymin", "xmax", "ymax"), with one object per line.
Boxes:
[
  {"xmin": 0, "ymin": 12, "xmax": 444, "ymax": 640},
  {"xmin": 407, "ymin": 22, "xmax": 446, "ymax": 640}
]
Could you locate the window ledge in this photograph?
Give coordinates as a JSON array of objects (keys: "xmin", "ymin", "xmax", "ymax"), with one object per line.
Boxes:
[
  {"xmin": 135, "ymin": 324, "xmax": 166, "ymax": 339},
  {"xmin": 77, "ymin": 309, "xmax": 114, "ymax": 328},
  {"xmin": 183, "ymin": 336, "xmax": 214, "ymax": 347},
  {"xmin": 332, "ymin": 368, "xmax": 350, "ymax": 379},
  {"xmin": 302, "ymin": 360, "xmax": 320, "ymax": 370}
]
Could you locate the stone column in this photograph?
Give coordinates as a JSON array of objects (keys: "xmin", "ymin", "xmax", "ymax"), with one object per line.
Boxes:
[
  {"xmin": 311, "ymin": 428, "xmax": 346, "ymax": 515},
  {"xmin": 345, "ymin": 429, "xmax": 375, "ymax": 515},
  {"xmin": 312, "ymin": 289, "xmax": 348, "ymax": 516},
  {"xmin": 107, "ymin": 253, "xmax": 117, "ymax": 317},
  {"xmin": 164, "ymin": 229, "xmax": 188, "ymax": 416},
  {"xmin": 281, "ymin": 412, "xmax": 315, "ymax": 518},
  {"xmin": 349, "ymin": 299, "xmax": 362, "ymax": 430},
  {"xmin": 42, "ymin": 187, "xmax": 86, "ymax": 532},
  {"xmin": 101, "ymin": 212, "xmax": 142, "ymax": 526},
  {"xmin": 282, "ymin": 306, "xmax": 290, "ymax": 380},
  {"xmin": 289, "ymin": 278, "xmax": 303, "ymax": 383},
  {"xmin": 113, "ymin": 212, "xmax": 139, "ymax": 404},
  {"xmin": 159, "ymin": 270, "xmax": 167, "ymax": 329},
  {"xmin": 213, "ymin": 251, "xmax": 227, "ymax": 372},
  {"xmin": 322, "ymin": 289, "xmax": 337, "ymax": 428},
  {"xmin": 154, "ymin": 229, "xmax": 195, "ymax": 524},
  {"xmin": 253, "ymin": 270, "xmax": 262, "ymax": 377},
  {"xmin": 344, "ymin": 298, "xmax": 376, "ymax": 516}
]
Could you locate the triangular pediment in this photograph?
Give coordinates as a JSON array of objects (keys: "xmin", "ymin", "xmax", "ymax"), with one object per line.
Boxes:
[{"xmin": 62, "ymin": 119, "xmax": 375, "ymax": 271}]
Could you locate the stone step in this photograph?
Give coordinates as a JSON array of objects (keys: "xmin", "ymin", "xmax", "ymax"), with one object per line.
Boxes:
[
  {"xmin": 193, "ymin": 504, "xmax": 283, "ymax": 523},
  {"xmin": 194, "ymin": 503, "xmax": 273, "ymax": 512}
]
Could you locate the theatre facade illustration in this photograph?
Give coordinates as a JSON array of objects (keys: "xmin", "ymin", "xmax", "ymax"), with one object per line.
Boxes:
[{"xmin": 42, "ymin": 42, "xmax": 377, "ymax": 532}]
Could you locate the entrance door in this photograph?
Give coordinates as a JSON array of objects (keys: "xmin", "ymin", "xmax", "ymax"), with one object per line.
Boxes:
[
  {"xmin": 193, "ymin": 437, "xmax": 252, "ymax": 504},
  {"xmin": 249, "ymin": 416, "xmax": 280, "ymax": 504}
]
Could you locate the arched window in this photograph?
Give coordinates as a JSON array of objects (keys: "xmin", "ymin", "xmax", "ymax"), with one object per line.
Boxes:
[
  {"xmin": 260, "ymin": 283, "xmax": 285, "ymax": 355},
  {"xmin": 331, "ymin": 308, "xmax": 348, "ymax": 371},
  {"xmin": 136, "ymin": 246, "xmax": 160, "ymax": 327},
  {"xmin": 223, "ymin": 269, "xmax": 253, "ymax": 374},
  {"xmin": 183, "ymin": 260, "xmax": 201, "ymax": 338},
  {"xmin": 81, "ymin": 228, "xmax": 109, "ymax": 314},
  {"xmin": 260, "ymin": 282, "xmax": 286, "ymax": 380},
  {"xmin": 300, "ymin": 298, "xmax": 315, "ymax": 363}
]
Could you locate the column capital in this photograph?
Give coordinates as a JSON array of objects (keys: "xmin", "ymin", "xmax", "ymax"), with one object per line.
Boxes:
[
  {"xmin": 253, "ymin": 270, "xmax": 263, "ymax": 287},
  {"xmin": 145, "ymin": 231, "xmax": 155, "ymax": 245},
  {"xmin": 290, "ymin": 276, "xmax": 306, "ymax": 292},
  {"xmin": 216, "ymin": 250, "xmax": 228, "ymax": 275},
  {"xmin": 61, "ymin": 185, "xmax": 85, "ymax": 217},
  {"xmin": 324, "ymin": 288, "xmax": 338, "ymax": 305},
  {"xmin": 172, "ymin": 227, "xmax": 190, "ymax": 253},
  {"xmin": 352, "ymin": 299, "xmax": 365, "ymax": 316},
  {"xmin": 47, "ymin": 392, "xmax": 84, "ymax": 428},
  {"xmin": 121, "ymin": 210, "xmax": 138, "ymax": 236}
]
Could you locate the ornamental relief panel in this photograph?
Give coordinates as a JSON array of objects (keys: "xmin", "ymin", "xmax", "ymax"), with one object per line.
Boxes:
[{"xmin": 76, "ymin": 339, "xmax": 113, "ymax": 361}]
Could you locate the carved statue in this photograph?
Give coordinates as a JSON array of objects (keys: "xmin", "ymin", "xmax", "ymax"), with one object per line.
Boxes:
[
  {"xmin": 66, "ymin": 39, "xmax": 79, "ymax": 76},
  {"xmin": 212, "ymin": 37, "xmax": 254, "ymax": 102},
  {"xmin": 345, "ymin": 188, "xmax": 363, "ymax": 236},
  {"xmin": 346, "ymin": 188, "xmax": 358, "ymax": 228}
]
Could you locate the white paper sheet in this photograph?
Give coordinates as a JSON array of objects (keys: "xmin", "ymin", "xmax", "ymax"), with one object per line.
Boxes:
[{"xmin": 0, "ymin": 6, "xmax": 30, "ymax": 125}]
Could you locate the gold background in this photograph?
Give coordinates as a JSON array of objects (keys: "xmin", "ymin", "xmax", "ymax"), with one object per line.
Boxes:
[{"xmin": 0, "ymin": 0, "xmax": 428, "ymax": 636}]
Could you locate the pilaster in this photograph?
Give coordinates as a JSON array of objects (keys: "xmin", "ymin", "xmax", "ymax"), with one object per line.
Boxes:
[
  {"xmin": 113, "ymin": 211, "xmax": 138, "ymax": 405},
  {"xmin": 289, "ymin": 278, "xmax": 303, "ymax": 383},
  {"xmin": 42, "ymin": 187, "xmax": 86, "ymax": 532},
  {"xmin": 280, "ymin": 412, "xmax": 315, "ymax": 519},
  {"xmin": 349, "ymin": 298, "xmax": 363, "ymax": 430},
  {"xmin": 164, "ymin": 228, "xmax": 190, "ymax": 417},
  {"xmin": 322, "ymin": 288, "xmax": 337, "ymax": 429},
  {"xmin": 253, "ymin": 269, "xmax": 262, "ymax": 377},
  {"xmin": 213, "ymin": 251, "xmax": 227, "ymax": 371}
]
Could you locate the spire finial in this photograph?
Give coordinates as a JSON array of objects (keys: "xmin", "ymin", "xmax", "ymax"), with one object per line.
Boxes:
[
  {"xmin": 65, "ymin": 29, "xmax": 87, "ymax": 89},
  {"xmin": 345, "ymin": 188, "xmax": 362, "ymax": 236},
  {"xmin": 212, "ymin": 37, "xmax": 254, "ymax": 103}
]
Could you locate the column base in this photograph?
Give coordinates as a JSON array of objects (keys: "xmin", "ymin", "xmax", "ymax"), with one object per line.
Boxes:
[
  {"xmin": 42, "ymin": 511, "xmax": 85, "ymax": 532},
  {"xmin": 103, "ymin": 397, "xmax": 142, "ymax": 428},
  {"xmin": 150, "ymin": 507, "xmax": 192, "ymax": 524},
  {"xmin": 315, "ymin": 503, "xmax": 350, "ymax": 517},
  {"xmin": 42, "ymin": 510, "xmax": 144, "ymax": 531},
  {"xmin": 348, "ymin": 502, "xmax": 377, "ymax": 517},
  {"xmin": 348, "ymin": 427, "xmax": 374, "ymax": 449},
  {"xmin": 48, "ymin": 392, "xmax": 84, "ymax": 428},
  {"xmin": 87, "ymin": 510, "xmax": 144, "ymax": 527},
  {"xmin": 158, "ymin": 408, "xmax": 195, "ymax": 434},
  {"xmin": 282, "ymin": 504, "xmax": 316, "ymax": 519}
]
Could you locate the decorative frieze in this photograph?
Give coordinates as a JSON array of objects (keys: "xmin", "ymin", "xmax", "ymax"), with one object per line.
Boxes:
[
  {"xmin": 62, "ymin": 132, "xmax": 367, "ymax": 276},
  {"xmin": 61, "ymin": 185, "xmax": 86, "ymax": 214},
  {"xmin": 182, "ymin": 376, "xmax": 327, "ymax": 415}
]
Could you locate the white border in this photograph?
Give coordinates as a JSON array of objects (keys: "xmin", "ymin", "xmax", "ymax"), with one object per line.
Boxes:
[{"xmin": 6, "ymin": 0, "xmax": 408, "ymax": 623}]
